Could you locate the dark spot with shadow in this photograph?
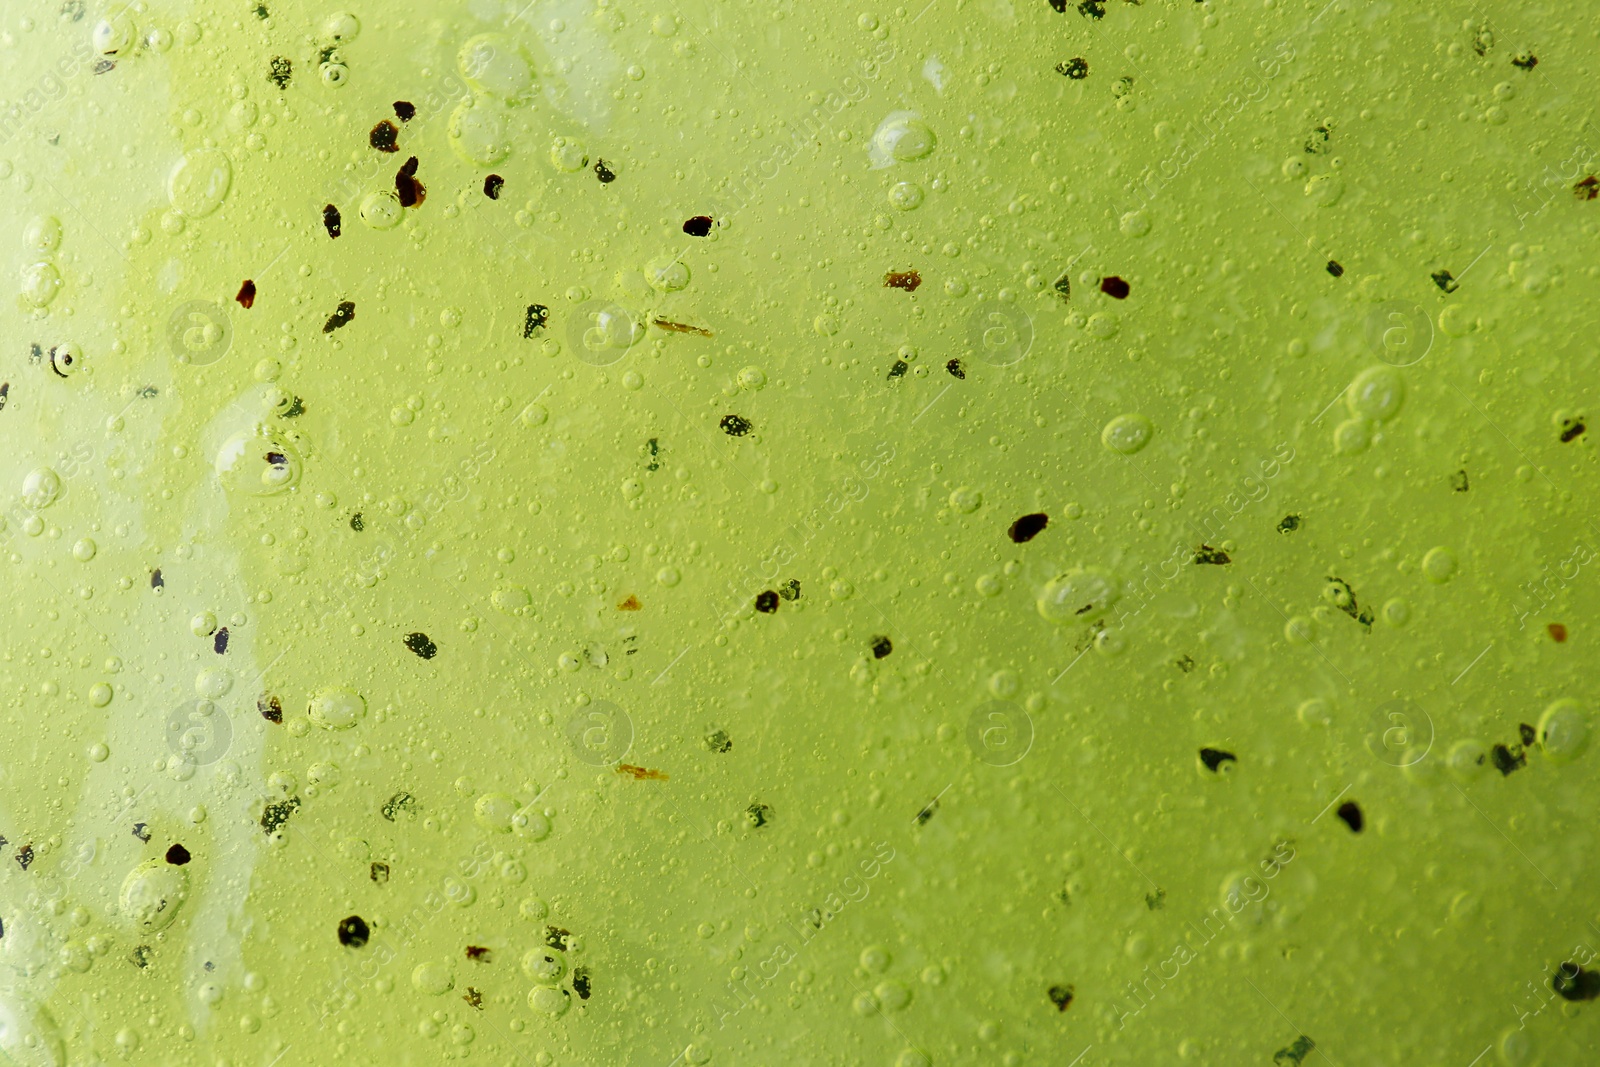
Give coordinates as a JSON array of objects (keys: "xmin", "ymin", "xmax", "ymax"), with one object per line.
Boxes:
[
  {"xmin": 132, "ymin": 823, "xmax": 151, "ymax": 842},
  {"xmin": 1490, "ymin": 743, "xmax": 1526, "ymax": 775},
  {"xmin": 1512, "ymin": 53, "xmax": 1538, "ymax": 71},
  {"xmin": 237, "ymin": 280, "xmax": 256, "ymax": 308},
  {"xmin": 466, "ymin": 945, "xmax": 492, "ymax": 962},
  {"xmin": 370, "ymin": 861, "xmax": 389, "ymax": 883},
  {"xmin": 572, "ymin": 967, "xmax": 592, "ymax": 999},
  {"xmin": 594, "ymin": 158, "xmax": 616, "ymax": 183},
  {"xmin": 484, "ymin": 174, "xmax": 504, "ymax": 199},
  {"xmin": 1560, "ymin": 417, "xmax": 1585, "ymax": 443},
  {"xmin": 1326, "ymin": 260, "xmax": 1344, "ymax": 278},
  {"xmin": 524, "ymin": 304, "xmax": 549, "ymax": 338},
  {"xmin": 884, "ymin": 270, "xmax": 922, "ymax": 292},
  {"xmin": 403, "ymin": 632, "xmax": 438, "ymax": 659},
  {"xmin": 720, "ymin": 414, "xmax": 752, "ymax": 437},
  {"xmin": 393, "ymin": 100, "xmax": 415, "ymax": 121},
  {"xmin": 1277, "ymin": 514, "xmax": 1301, "ymax": 533},
  {"xmin": 946, "ymin": 358, "xmax": 966, "ymax": 379},
  {"xmin": 1008, "ymin": 512, "xmax": 1049, "ymax": 543},
  {"xmin": 395, "ymin": 156, "xmax": 426, "ymax": 207},
  {"xmin": 746, "ymin": 802, "xmax": 772, "ymax": 828},
  {"xmin": 1099, "ymin": 275, "xmax": 1130, "ymax": 299},
  {"xmin": 1336, "ymin": 801, "xmax": 1363, "ymax": 833},
  {"xmin": 268, "ymin": 56, "xmax": 292, "ymax": 89},
  {"xmin": 350, "ymin": 512, "xmax": 364, "ymax": 531},
  {"xmin": 1199, "ymin": 747, "xmax": 1236, "ymax": 772},
  {"xmin": 323, "ymin": 203, "xmax": 341, "ymax": 238},
  {"xmin": 165, "ymin": 844, "xmax": 191, "ymax": 866},
  {"xmin": 1450, "ymin": 469, "xmax": 1469, "ymax": 491},
  {"xmin": 544, "ymin": 926, "xmax": 572, "ymax": 951},
  {"xmin": 213, "ymin": 627, "xmax": 229, "ymax": 654},
  {"xmin": 683, "ymin": 215, "xmax": 713, "ymax": 236},
  {"xmin": 1047, "ymin": 984, "xmax": 1074, "ymax": 1011},
  {"xmin": 323, "ymin": 301, "xmax": 355, "ymax": 333},
  {"xmin": 260, "ymin": 796, "xmax": 301, "ymax": 834},
  {"xmin": 337, "ymin": 915, "xmax": 370, "ymax": 948},
  {"xmin": 870, "ymin": 635, "xmax": 893, "ymax": 659},
  {"xmin": 150, "ymin": 568, "xmax": 164, "ymax": 589},
  {"xmin": 1553, "ymin": 963, "xmax": 1600, "ymax": 1001},
  {"xmin": 1431, "ymin": 269, "xmax": 1459, "ymax": 293},
  {"xmin": 1193, "ymin": 544, "xmax": 1231, "ymax": 565},
  {"xmin": 259, "ymin": 694, "xmax": 282, "ymax": 723},
  {"xmin": 369, "ymin": 120, "xmax": 399, "ymax": 153},
  {"xmin": 1274, "ymin": 1036, "xmax": 1316, "ymax": 1066},
  {"xmin": 381, "ymin": 792, "xmax": 415, "ymax": 821},
  {"xmin": 1520, "ymin": 722, "xmax": 1538, "ymax": 745},
  {"xmin": 705, "ymin": 729, "xmax": 732, "ymax": 753},
  {"xmin": 887, "ymin": 359, "xmax": 908, "ymax": 380},
  {"xmin": 778, "ymin": 579, "xmax": 801, "ymax": 600},
  {"xmin": 1055, "ymin": 57, "xmax": 1088, "ymax": 79},
  {"xmin": 754, "ymin": 590, "xmax": 779, "ymax": 613}
]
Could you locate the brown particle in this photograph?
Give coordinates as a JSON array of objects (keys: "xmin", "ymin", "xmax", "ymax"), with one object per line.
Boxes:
[
  {"xmin": 652, "ymin": 317, "xmax": 713, "ymax": 337},
  {"xmin": 393, "ymin": 100, "xmax": 415, "ymax": 121},
  {"xmin": 884, "ymin": 270, "xmax": 922, "ymax": 292},
  {"xmin": 395, "ymin": 156, "xmax": 426, "ymax": 208},
  {"xmin": 683, "ymin": 215, "xmax": 713, "ymax": 236},
  {"xmin": 616, "ymin": 764, "xmax": 669, "ymax": 781},
  {"xmin": 618, "ymin": 595, "xmax": 642, "ymax": 611},
  {"xmin": 165, "ymin": 844, "xmax": 191, "ymax": 866},
  {"xmin": 236, "ymin": 280, "xmax": 256, "ymax": 308},
  {"xmin": 463, "ymin": 987, "xmax": 483, "ymax": 1009},
  {"xmin": 1549, "ymin": 623, "xmax": 1568, "ymax": 643},
  {"xmin": 259, "ymin": 694, "xmax": 283, "ymax": 723},
  {"xmin": 1099, "ymin": 275, "xmax": 1131, "ymax": 299},
  {"xmin": 484, "ymin": 174, "xmax": 504, "ymax": 200},
  {"xmin": 466, "ymin": 945, "xmax": 492, "ymax": 962},
  {"xmin": 369, "ymin": 120, "xmax": 399, "ymax": 152},
  {"xmin": 754, "ymin": 590, "xmax": 779, "ymax": 613},
  {"xmin": 1577, "ymin": 176, "xmax": 1599, "ymax": 200}
]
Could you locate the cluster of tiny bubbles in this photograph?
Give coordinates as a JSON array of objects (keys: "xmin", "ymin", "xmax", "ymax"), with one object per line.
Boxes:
[
  {"xmin": 213, "ymin": 424, "xmax": 302, "ymax": 495},
  {"xmin": 1334, "ymin": 365, "xmax": 1405, "ymax": 455}
]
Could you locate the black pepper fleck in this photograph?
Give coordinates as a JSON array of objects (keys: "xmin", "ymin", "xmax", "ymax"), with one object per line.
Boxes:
[
  {"xmin": 572, "ymin": 967, "xmax": 592, "ymax": 1000},
  {"xmin": 746, "ymin": 803, "xmax": 772, "ymax": 828},
  {"xmin": 886, "ymin": 359, "xmax": 908, "ymax": 380},
  {"xmin": 778, "ymin": 579, "xmax": 801, "ymax": 601},
  {"xmin": 946, "ymin": 358, "xmax": 965, "ymax": 379},
  {"xmin": 1008, "ymin": 512, "xmax": 1049, "ymax": 543},
  {"xmin": 323, "ymin": 300, "xmax": 355, "ymax": 333},
  {"xmin": 403, "ymin": 632, "xmax": 438, "ymax": 659},
  {"xmin": 870, "ymin": 635, "xmax": 893, "ymax": 659},
  {"xmin": 683, "ymin": 215, "xmax": 713, "ymax": 236},
  {"xmin": 594, "ymin": 158, "xmax": 616, "ymax": 183},
  {"xmin": 1553, "ymin": 963, "xmax": 1600, "ymax": 1001},
  {"xmin": 393, "ymin": 100, "xmax": 415, "ymax": 121},
  {"xmin": 369, "ymin": 120, "xmax": 399, "ymax": 153},
  {"xmin": 523, "ymin": 304, "xmax": 549, "ymax": 338},
  {"xmin": 213, "ymin": 627, "xmax": 229, "ymax": 654},
  {"xmin": 1047, "ymin": 984, "xmax": 1074, "ymax": 1011},
  {"xmin": 370, "ymin": 861, "xmax": 390, "ymax": 883},
  {"xmin": 350, "ymin": 512, "xmax": 364, "ymax": 531},
  {"xmin": 322, "ymin": 204, "xmax": 341, "ymax": 238},
  {"xmin": 1277, "ymin": 514, "xmax": 1301, "ymax": 533},
  {"xmin": 337, "ymin": 915, "xmax": 370, "ymax": 948},
  {"xmin": 395, "ymin": 155, "xmax": 426, "ymax": 207},
  {"xmin": 268, "ymin": 56, "xmax": 292, "ymax": 89},
  {"xmin": 165, "ymin": 844, "xmax": 191, "ymax": 866},
  {"xmin": 484, "ymin": 174, "xmax": 504, "ymax": 199},
  {"xmin": 1199, "ymin": 747, "xmax": 1237, "ymax": 773},
  {"xmin": 1099, "ymin": 275, "xmax": 1130, "ymax": 299},
  {"xmin": 259, "ymin": 695, "xmax": 283, "ymax": 724},
  {"xmin": 754, "ymin": 590, "xmax": 779, "ymax": 613},
  {"xmin": 1431, "ymin": 269, "xmax": 1459, "ymax": 294},
  {"xmin": 1193, "ymin": 544, "xmax": 1231, "ymax": 565},
  {"xmin": 1326, "ymin": 260, "xmax": 1344, "ymax": 277},
  {"xmin": 1055, "ymin": 57, "xmax": 1088, "ymax": 79},
  {"xmin": 720, "ymin": 414, "xmax": 752, "ymax": 437},
  {"xmin": 1335, "ymin": 801, "xmax": 1364, "ymax": 833}
]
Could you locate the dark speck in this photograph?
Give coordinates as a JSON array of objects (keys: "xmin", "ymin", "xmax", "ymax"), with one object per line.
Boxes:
[
  {"xmin": 268, "ymin": 56, "xmax": 291, "ymax": 89},
  {"xmin": 130, "ymin": 945, "xmax": 152, "ymax": 968},
  {"xmin": 1199, "ymin": 747, "xmax": 1237, "ymax": 773},
  {"xmin": 1008, "ymin": 512, "xmax": 1049, "ymax": 543},
  {"xmin": 484, "ymin": 174, "xmax": 504, "ymax": 200},
  {"xmin": 1490, "ymin": 743, "xmax": 1526, "ymax": 776},
  {"xmin": 683, "ymin": 215, "xmax": 713, "ymax": 236},
  {"xmin": 15, "ymin": 845, "xmax": 32, "ymax": 871},
  {"xmin": 524, "ymin": 304, "xmax": 549, "ymax": 338},
  {"xmin": 1519, "ymin": 723, "xmax": 1538, "ymax": 745},
  {"xmin": 594, "ymin": 158, "xmax": 616, "ymax": 183},
  {"xmin": 1174, "ymin": 654, "xmax": 1195, "ymax": 673},
  {"xmin": 1055, "ymin": 57, "xmax": 1088, "ymax": 79},
  {"xmin": 254, "ymin": 4, "xmax": 268, "ymax": 19},
  {"xmin": 393, "ymin": 100, "xmax": 415, "ymax": 121},
  {"xmin": 544, "ymin": 927, "xmax": 572, "ymax": 951},
  {"xmin": 395, "ymin": 156, "xmax": 426, "ymax": 207},
  {"xmin": 1335, "ymin": 801, "xmax": 1363, "ymax": 833},
  {"xmin": 778, "ymin": 579, "xmax": 801, "ymax": 600},
  {"xmin": 1049, "ymin": 0, "xmax": 1066, "ymax": 10},
  {"xmin": 237, "ymin": 280, "xmax": 256, "ymax": 308},
  {"xmin": 705, "ymin": 729, "xmax": 733, "ymax": 753},
  {"xmin": 887, "ymin": 359, "xmax": 909, "ymax": 380},
  {"xmin": 350, "ymin": 512, "xmax": 364, "ymax": 531},
  {"xmin": 465, "ymin": 945, "xmax": 492, "ymax": 962},
  {"xmin": 1560, "ymin": 417, "xmax": 1585, "ymax": 443},
  {"xmin": 1553, "ymin": 963, "xmax": 1600, "ymax": 1001},
  {"xmin": 1431, "ymin": 269, "xmax": 1459, "ymax": 294},
  {"xmin": 914, "ymin": 797, "xmax": 939, "ymax": 825},
  {"xmin": 1193, "ymin": 544, "xmax": 1231, "ymax": 565},
  {"xmin": 150, "ymin": 568, "xmax": 163, "ymax": 589},
  {"xmin": 260, "ymin": 796, "xmax": 300, "ymax": 834},
  {"xmin": 403, "ymin": 632, "xmax": 438, "ymax": 659},
  {"xmin": 1047, "ymin": 984, "xmax": 1074, "ymax": 1011},
  {"xmin": 1277, "ymin": 514, "xmax": 1301, "ymax": 533},
  {"xmin": 754, "ymin": 590, "xmax": 779, "ymax": 613},
  {"xmin": 1549, "ymin": 622, "xmax": 1569, "ymax": 643},
  {"xmin": 1274, "ymin": 1036, "xmax": 1317, "ymax": 1066},
  {"xmin": 381, "ymin": 792, "xmax": 415, "ymax": 821},
  {"xmin": 0, "ymin": 382, "xmax": 8, "ymax": 412},
  {"xmin": 165, "ymin": 844, "xmax": 191, "ymax": 866},
  {"xmin": 337, "ymin": 915, "xmax": 370, "ymax": 948},
  {"xmin": 370, "ymin": 861, "xmax": 389, "ymax": 883},
  {"xmin": 572, "ymin": 967, "xmax": 592, "ymax": 1000},
  {"xmin": 323, "ymin": 301, "xmax": 355, "ymax": 333},
  {"xmin": 946, "ymin": 358, "xmax": 965, "ymax": 379},
  {"xmin": 1576, "ymin": 176, "xmax": 1599, "ymax": 201},
  {"xmin": 720, "ymin": 414, "xmax": 752, "ymax": 437},
  {"xmin": 132, "ymin": 822, "xmax": 151, "ymax": 842},
  {"xmin": 259, "ymin": 695, "xmax": 283, "ymax": 724},
  {"xmin": 1450, "ymin": 469, "xmax": 1469, "ymax": 491},
  {"xmin": 1077, "ymin": 0, "xmax": 1104, "ymax": 18},
  {"xmin": 1511, "ymin": 53, "xmax": 1538, "ymax": 71},
  {"xmin": 1053, "ymin": 272, "xmax": 1071, "ymax": 301},
  {"xmin": 1099, "ymin": 275, "xmax": 1130, "ymax": 299},
  {"xmin": 1326, "ymin": 260, "xmax": 1344, "ymax": 278},
  {"xmin": 213, "ymin": 627, "xmax": 229, "ymax": 654},
  {"xmin": 884, "ymin": 270, "xmax": 922, "ymax": 292},
  {"xmin": 323, "ymin": 204, "xmax": 341, "ymax": 238},
  {"xmin": 870, "ymin": 635, "xmax": 893, "ymax": 659},
  {"xmin": 746, "ymin": 803, "xmax": 773, "ymax": 829},
  {"xmin": 369, "ymin": 120, "xmax": 399, "ymax": 152}
]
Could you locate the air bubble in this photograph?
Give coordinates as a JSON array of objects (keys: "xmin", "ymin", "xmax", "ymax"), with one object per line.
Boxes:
[
  {"xmin": 449, "ymin": 97, "xmax": 511, "ymax": 166},
  {"xmin": 308, "ymin": 687, "xmax": 366, "ymax": 730},
  {"xmin": 167, "ymin": 149, "xmax": 232, "ymax": 217},
  {"xmin": 1037, "ymin": 568, "xmax": 1118, "ymax": 623},
  {"xmin": 1100, "ymin": 414, "xmax": 1153, "ymax": 454}
]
